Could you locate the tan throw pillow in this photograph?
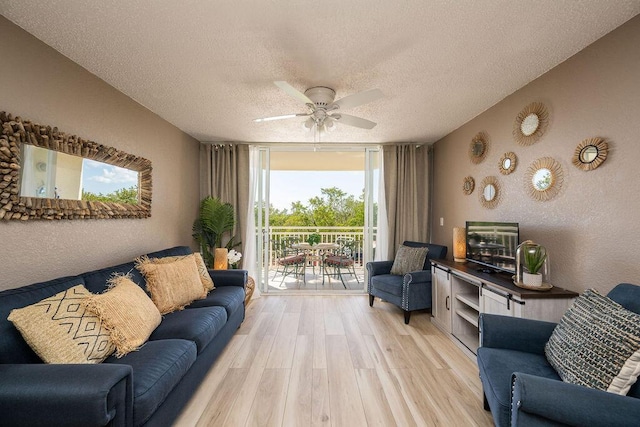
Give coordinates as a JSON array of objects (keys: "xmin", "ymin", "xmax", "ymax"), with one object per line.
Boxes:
[
  {"xmin": 8, "ymin": 285, "xmax": 115, "ymax": 364},
  {"xmin": 83, "ymin": 275, "xmax": 161, "ymax": 357},
  {"xmin": 136, "ymin": 254, "xmax": 207, "ymax": 314},
  {"xmin": 390, "ymin": 245, "xmax": 429, "ymax": 275},
  {"xmin": 143, "ymin": 253, "xmax": 214, "ymax": 293}
]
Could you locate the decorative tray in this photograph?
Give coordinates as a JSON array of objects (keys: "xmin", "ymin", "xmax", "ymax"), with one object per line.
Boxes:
[{"xmin": 511, "ymin": 276, "xmax": 553, "ymax": 291}]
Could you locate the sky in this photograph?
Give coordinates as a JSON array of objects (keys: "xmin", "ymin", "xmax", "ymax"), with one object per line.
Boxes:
[
  {"xmin": 82, "ymin": 159, "xmax": 138, "ymax": 194},
  {"xmin": 269, "ymin": 170, "xmax": 365, "ymax": 210}
]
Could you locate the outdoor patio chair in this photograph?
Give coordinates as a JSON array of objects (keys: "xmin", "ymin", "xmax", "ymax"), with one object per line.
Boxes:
[
  {"xmin": 323, "ymin": 238, "xmax": 361, "ymax": 288},
  {"xmin": 273, "ymin": 237, "xmax": 306, "ymax": 284}
]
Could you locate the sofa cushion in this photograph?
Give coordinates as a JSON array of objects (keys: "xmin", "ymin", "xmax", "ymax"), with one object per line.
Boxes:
[
  {"xmin": 149, "ymin": 306, "xmax": 227, "ymax": 354},
  {"xmin": 104, "ymin": 339, "xmax": 197, "ymax": 427},
  {"xmin": 83, "ymin": 275, "xmax": 161, "ymax": 357},
  {"xmin": 142, "ymin": 253, "xmax": 214, "ymax": 293},
  {"xmin": 8, "ymin": 285, "xmax": 115, "ymax": 364},
  {"xmin": 370, "ymin": 274, "xmax": 404, "ymax": 297},
  {"xmin": 0, "ymin": 275, "xmax": 87, "ymax": 364},
  {"xmin": 186, "ymin": 286, "xmax": 245, "ymax": 317},
  {"xmin": 477, "ymin": 347, "xmax": 560, "ymax": 427},
  {"xmin": 390, "ymin": 245, "xmax": 429, "ymax": 275},
  {"xmin": 545, "ymin": 288, "xmax": 640, "ymax": 395},
  {"xmin": 136, "ymin": 255, "xmax": 207, "ymax": 314}
]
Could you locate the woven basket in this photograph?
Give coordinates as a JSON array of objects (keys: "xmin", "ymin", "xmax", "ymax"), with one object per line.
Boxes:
[{"xmin": 245, "ymin": 276, "xmax": 255, "ymax": 305}]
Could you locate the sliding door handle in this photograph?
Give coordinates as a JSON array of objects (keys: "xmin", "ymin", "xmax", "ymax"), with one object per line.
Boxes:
[{"xmin": 446, "ymin": 295, "xmax": 450, "ymax": 310}]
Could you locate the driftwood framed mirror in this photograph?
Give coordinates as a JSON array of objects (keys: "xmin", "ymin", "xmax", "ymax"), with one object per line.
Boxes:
[
  {"xmin": 0, "ymin": 112, "xmax": 152, "ymax": 220},
  {"xmin": 572, "ymin": 137, "xmax": 608, "ymax": 171}
]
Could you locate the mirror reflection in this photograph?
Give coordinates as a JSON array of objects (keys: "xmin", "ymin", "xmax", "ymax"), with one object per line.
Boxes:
[
  {"xmin": 472, "ymin": 141, "xmax": 485, "ymax": 157},
  {"xmin": 580, "ymin": 146, "xmax": 599, "ymax": 163},
  {"xmin": 520, "ymin": 113, "xmax": 539, "ymax": 136},
  {"xmin": 503, "ymin": 158, "xmax": 511, "ymax": 169},
  {"xmin": 532, "ymin": 168, "xmax": 552, "ymax": 191},
  {"xmin": 483, "ymin": 184, "xmax": 496, "ymax": 201},
  {"xmin": 20, "ymin": 144, "xmax": 139, "ymax": 204}
]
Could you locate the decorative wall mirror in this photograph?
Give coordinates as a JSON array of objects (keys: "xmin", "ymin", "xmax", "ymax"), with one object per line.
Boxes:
[
  {"xmin": 463, "ymin": 176, "xmax": 475, "ymax": 195},
  {"xmin": 469, "ymin": 132, "xmax": 489, "ymax": 164},
  {"xmin": 498, "ymin": 152, "xmax": 517, "ymax": 175},
  {"xmin": 513, "ymin": 102, "xmax": 549, "ymax": 146},
  {"xmin": 479, "ymin": 176, "xmax": 501, "ymax": 209},
  {"xmin": 572, "ymin": 137, "xmax": 608, "ymax": 171},
  {"xmin": 0, "ymin": 112, "xmax": 152, "ymax": 220},
  {"xmin": 525, "ymin": 157, "xmax": 563, "ymax": 202}
]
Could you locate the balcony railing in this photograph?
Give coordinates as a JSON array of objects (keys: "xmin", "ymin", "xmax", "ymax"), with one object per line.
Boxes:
[{"xmin": 267, "ymin": 226, "xmax": 374, "ymax": 268}]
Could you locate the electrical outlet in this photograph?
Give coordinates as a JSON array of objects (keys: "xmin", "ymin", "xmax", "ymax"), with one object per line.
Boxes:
[{"xmin": 440, "ymin": 217, "xmax": 444, "ymax": 226}]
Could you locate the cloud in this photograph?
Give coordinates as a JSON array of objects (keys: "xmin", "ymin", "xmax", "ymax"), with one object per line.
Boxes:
[{"xmin": 88, "ymin": 165, "xmax": 138, "ymax": 184}]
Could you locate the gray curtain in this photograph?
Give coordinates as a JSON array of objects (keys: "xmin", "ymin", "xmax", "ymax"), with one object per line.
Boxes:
[
  {"xmin": 382, "ymin": 144, "xmax": 430, "ymax": 257},
  {"xmin": 200, "ymin": 144, "xmax": 250, "ymax": 253}
]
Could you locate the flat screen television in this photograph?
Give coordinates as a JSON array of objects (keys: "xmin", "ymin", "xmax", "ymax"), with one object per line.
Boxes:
[{"xmin": 466, "ymin": 221, "xmax": 519, "ymax": 274}]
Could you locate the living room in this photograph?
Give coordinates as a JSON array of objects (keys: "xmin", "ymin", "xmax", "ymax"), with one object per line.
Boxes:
[{"xmin": 2, "ymin": 2, "xmax": 640, "ymax": 426}]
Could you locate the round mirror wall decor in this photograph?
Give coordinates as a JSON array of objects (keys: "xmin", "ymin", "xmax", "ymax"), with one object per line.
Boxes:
[
  {"xmin": 479, "ymin": 176, "xmax": 501, "ymax": 209},
  {"xmin": 572, "ymin": 137, "xmax": 608, "ymax": 171},
  {"xmin": 513, "ymin": 102, "xmax": 549, "ymax": 146},
  {"xmin": 498, "ymin": 152, "xmax": 517, "ymax": 175},
  {"xmin": 469, "ymin": 132, "xmax": 489, "ymax": 164},
  {"xmin": 525, "ymin": 157, "xmax": 563, "ymax": 202},
  {"xmin": 463, "ymin": 176, "xmax": 475, "ymax": 195}
]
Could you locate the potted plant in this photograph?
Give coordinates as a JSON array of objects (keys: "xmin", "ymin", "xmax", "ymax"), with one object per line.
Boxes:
[
  {"xmin": 522, "ymin": 243, "xmax": 547, "ymax": 287},
  {"xmin": 307, "ymin": 233, "xmax": 321, "ymax": 246},
  {"xmin": 192, "ymin": 196, "xmax": 241, "ymax": 267}
]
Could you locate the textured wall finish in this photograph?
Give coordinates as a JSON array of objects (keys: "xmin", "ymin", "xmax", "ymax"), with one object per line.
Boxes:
[
  {"xmin": 0, "ymin": 17, "xmax": 200, "ymax": 290},
  {"xmin": 432, "ymin": 16, "xmax": 640, "ymax": 295}
]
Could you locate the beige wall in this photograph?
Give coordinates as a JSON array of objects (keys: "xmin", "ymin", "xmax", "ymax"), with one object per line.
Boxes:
[
  {"xmin": 432, "ymin": 15, "xmax": 640, "ymax": 295},
  {"xmin": 0, "ymin": 17, "xmax": 201, "ymax": 290}
]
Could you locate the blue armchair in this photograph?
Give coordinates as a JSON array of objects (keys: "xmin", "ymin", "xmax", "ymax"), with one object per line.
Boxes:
[
  {"xmin": 366, "ymin": 241, "xmax": 447, "ymax": 324},
  {"xmin": 477, "ymin": 283, "xmax": 640, "ymax": 427}
]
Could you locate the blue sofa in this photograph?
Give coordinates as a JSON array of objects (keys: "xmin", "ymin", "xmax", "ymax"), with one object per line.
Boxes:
[
  {"xmin": 367, "ymin": 241, "xmax": 447, "ymax": 324},
  {"xmin": 0, "ymin": 246, "xmax": 246, "ymax": 427},
  {"xmin": 477, "ymin": 283, "xmax": 640, "ymax": 427}
]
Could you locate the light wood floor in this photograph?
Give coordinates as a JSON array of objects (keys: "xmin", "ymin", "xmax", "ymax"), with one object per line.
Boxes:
[{"xmin": 173, "ymin": 295, "xmax": 494, "ymax": 427}]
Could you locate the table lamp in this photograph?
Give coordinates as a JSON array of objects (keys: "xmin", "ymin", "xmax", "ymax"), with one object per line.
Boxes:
[{"xmin": 453, "ymin": 227, "xmax": 466, "ymax": 262}]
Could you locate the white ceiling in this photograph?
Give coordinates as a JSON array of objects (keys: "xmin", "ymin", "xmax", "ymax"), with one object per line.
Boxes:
[{"xmin": 1, "ymin": 1, "xmax": 639, "ymax": 144}]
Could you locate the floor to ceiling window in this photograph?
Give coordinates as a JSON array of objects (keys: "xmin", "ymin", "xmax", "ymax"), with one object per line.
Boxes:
[{"xmin": 254, "ymin": 145, "xmax": 381, "ymax": 294}]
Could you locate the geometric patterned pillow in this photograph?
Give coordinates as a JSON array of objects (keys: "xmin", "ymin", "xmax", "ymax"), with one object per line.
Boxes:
[
  {"xmin": 390, "ymin": 245, "xmax": 429, "ymax": 275},
  {"xmin": 545, "ymin": 288, "xmax": 640, "ymax": 395},
  {"xmin": 7, "ymin": 285, "xmax": 115, "ymax": 364}
]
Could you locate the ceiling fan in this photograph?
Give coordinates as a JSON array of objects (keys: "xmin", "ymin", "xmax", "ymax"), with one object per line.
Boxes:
[{"xmin": 254, "ymin": 81, "xmax": 383, "ymax": 132}]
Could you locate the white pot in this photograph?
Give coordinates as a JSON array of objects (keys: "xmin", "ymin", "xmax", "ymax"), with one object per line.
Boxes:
[{"xmin": 523, "ymin": 272, "xmax": 543, "ymax": 287}]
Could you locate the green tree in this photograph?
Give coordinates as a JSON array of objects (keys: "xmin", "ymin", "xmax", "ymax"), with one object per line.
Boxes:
[{"xmin": 82, "ymin": 186, "xmax": 138, "ymax": 204}]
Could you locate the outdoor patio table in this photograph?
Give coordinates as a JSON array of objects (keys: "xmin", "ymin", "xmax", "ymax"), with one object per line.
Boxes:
[{"xmin": 292, "ymin": 242, "xmax": 339, "ymax": 282}]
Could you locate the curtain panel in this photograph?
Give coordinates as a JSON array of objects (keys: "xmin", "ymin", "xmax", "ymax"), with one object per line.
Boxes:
[
  {"xmin": 200, "ymin": 144, "xmax": 250, "ymax": 255},
  {"xmin": 382, "ymin": 144, "xmax": 430, "ymax": 257}
]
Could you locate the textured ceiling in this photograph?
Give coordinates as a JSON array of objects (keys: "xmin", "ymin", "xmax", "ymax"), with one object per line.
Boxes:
[{"xmin": 1, "ymin": 1, "xmax": 639, "ymax": 144}]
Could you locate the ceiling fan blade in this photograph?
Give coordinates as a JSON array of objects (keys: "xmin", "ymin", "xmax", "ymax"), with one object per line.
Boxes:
[
  {"xmin": 332, "ymin": 88, "xmax": 383, "ymax": 110},
  {"xmin": 274, "ymin": 81, "xmax": 314, "ymax": 105},
  {"xmin": 253, "ymin": 113, "xmax": 309, "ymax": 123},
  {"xmin": 331, "ymin": 113, "xmax": 377, "ymax": 129}
]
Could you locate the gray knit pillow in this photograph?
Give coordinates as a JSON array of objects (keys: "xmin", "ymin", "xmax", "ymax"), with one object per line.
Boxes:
[
  {"xmin": 390, "ymin": 245, "xmax": 429, "ymax": 275},
  {"xmin": 545, "ymin": 289, "xmax": 640, "ymax": 395}
]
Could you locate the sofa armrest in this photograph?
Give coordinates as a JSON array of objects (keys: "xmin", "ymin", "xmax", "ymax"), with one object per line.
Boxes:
[
  {"xmin": 405, "ymin": 270, "xmax": 432, "ymax": 284},
  {"xmin": 479, "ymin": 314, "xmax": 557, "ymax": 355},
  {"xmin": 366, "ymin": 260, "xmax": 394, "ymax": 276},
  {"xmin": 0, "ymin": 363, "xmax": 133, "ymax": 427},
  {"xmin": 207, "ymin": 269, "xmax": 247, "ymax": 287},
  {"xmin": 511, "ymin": 373, "xmax": 640, "ymax": 427}
]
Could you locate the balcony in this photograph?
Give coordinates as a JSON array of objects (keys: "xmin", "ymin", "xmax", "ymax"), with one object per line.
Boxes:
[{"xmin": 265, "ymin": 226, "xmax": 370, "ymax": 292}]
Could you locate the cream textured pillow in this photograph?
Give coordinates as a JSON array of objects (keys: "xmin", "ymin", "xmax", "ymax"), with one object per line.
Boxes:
[
  {"xmin": 390, "ymin": 245, "xmax": 429, "ymax": 275},
  {"xmin": 8, "ymin": 285, "xmax": 115, "ymax": 364},
  {"xmin": 143, "ymin": 253, "xmax": 214, "ymax": 293},
  {"xmin": 136, "ymin": 254, "xmax": 207, "ymax": 314},
  {"xmin": 545, "ymin": 289, "xmax": 640, "ymax": 395},
  {"xmin": 83, "ymin": 275, "xmax": 161, "ymax": 357}
]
